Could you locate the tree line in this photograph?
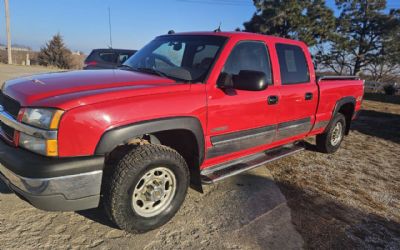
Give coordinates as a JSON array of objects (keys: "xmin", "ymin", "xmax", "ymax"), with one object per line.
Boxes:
[{"xmin": 243, "ymin": 0, "xmax": 400, "ymax": 82}]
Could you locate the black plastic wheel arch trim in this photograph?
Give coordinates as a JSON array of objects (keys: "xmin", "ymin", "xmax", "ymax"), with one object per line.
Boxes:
[
  {"xmin": 328, "ymin": 96, "xmax": 356, "ymax": 134},
  {"xmin": 95, "ymin": 116, "xmax": 205, "ymax": 165}
]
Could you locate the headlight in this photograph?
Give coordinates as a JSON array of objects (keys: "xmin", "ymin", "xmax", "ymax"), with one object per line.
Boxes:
[
  {"xmin": 19, "ymin": 108, "xmax": 63, "ymax": 156},
  {"xmin": 22, "ymin": 108, "xmax": 64, "ymax": 129}
]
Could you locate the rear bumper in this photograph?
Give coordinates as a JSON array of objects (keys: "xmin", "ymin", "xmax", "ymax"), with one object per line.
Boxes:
[{"xmin": 0, "ymin": 139, "xmax": 104, "ymax": 211}]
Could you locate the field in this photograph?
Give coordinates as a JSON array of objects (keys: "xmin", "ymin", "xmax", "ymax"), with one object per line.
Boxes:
[
  {"xmin": 0, "ymin": 64, "xmax": 399, "ymax": 249},
  {"xmin": 0, "ymin": 64, "xmax": 60, "ymax": 85}
]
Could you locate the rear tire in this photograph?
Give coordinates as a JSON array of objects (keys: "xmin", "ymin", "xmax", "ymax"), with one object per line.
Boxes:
[
  {"xmin": 103, "ymin": 144, "xmax": 189, "ymax": 234},
  {"xmin": 316, "ymin": 113, "xmax": 346, "ymax": 153}
]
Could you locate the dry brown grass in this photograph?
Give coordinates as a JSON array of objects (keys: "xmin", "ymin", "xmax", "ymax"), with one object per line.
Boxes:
[{"xmin": 268, "ymin": 96, "xmax": 400, "ymax": 249}]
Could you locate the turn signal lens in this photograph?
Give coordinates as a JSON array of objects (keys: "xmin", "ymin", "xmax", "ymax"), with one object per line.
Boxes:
[
  {"xmin": 50, "ymin": 110, "xmax": 64, "ymax": 130},
  {"xmin": 46, "ymin": 139, "xmax": 58, "ymax": 156}
]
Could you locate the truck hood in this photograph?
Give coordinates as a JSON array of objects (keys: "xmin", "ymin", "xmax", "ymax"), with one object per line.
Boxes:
[{"xmin": 2, "ymin": 69, "xmax": 185, "ymax": 109}]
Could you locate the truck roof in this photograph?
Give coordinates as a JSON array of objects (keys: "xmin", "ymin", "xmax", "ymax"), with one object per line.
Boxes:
[{"xmin": 161, "ymin": 31, "xmax": 306, "ymax": 45}]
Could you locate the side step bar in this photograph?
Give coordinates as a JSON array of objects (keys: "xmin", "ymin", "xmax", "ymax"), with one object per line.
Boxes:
[{"xmin": 201, "ymin": 143, "xmax": 304, "ymax": 184}]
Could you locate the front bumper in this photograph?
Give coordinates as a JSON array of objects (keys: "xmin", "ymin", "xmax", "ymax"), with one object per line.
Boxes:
[{"xmin": 0, "ymin": 139, "xmax": 105, "ymax": 211}]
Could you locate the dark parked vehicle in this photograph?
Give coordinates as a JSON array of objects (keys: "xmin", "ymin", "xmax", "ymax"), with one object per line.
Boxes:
[{"xmin": 84, "ymin": 49, "xmax": 137, "ymax": 69}]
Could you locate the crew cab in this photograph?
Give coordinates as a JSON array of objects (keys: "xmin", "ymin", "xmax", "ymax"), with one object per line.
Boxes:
[{"xmin": 0, "ymin": 32, "xmax": 364, "ymax": 233}]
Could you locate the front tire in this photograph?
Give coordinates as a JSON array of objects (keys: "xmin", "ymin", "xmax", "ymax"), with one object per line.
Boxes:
[
  {"xmin": 103, "ymin": 144, "xmax": 189, "ymax": 233},
  {"xmin": 316, "ymin": 113, "xmax": 346, "ymax": 153}
]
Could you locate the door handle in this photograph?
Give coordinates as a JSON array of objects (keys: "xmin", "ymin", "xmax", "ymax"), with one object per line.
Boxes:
[
  {"xmin": 305, "ymin": 92, "xmax": 313, "ymax": 100},
  {"xmin": 267, "ymin": 95, "xmax": 279, "ymax": 105}
]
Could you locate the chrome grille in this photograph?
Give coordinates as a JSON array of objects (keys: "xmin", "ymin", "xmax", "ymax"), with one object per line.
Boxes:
[
  {"xmin": 0, "ymin": 91, "xmax": 20, "ymax": 118},
  {"xmin": 1, "ymin": 123, "xmax": 14, "ymax": 139},
  {"xmin": 0, "ymin": 91, "xmax": 20, "ymax": 141}
]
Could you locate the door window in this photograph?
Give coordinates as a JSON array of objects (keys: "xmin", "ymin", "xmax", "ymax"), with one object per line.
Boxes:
[
  {"xmin": 222, "ymin": 41, "xmax": 272, "ymax": 84},
  {"xmin": 276, "ymin": 44, "xmax": 310, "ymax": 84}
]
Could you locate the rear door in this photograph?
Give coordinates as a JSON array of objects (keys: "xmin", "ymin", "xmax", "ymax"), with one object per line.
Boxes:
[{"xmin": 274, "ymin": 43, "xmax": 318, "ymax": 141}]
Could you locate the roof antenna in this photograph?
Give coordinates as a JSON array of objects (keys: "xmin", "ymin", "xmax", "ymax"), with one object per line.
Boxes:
[
  {"xmin": 168, "ymin": 30, "xmax": 175, "ymax": 35},
  {"xmin": 214, "ymin": 22, "xmax": 222, "ymax": 32}
]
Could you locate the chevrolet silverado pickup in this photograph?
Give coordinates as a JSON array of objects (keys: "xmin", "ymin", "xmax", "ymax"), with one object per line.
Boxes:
[{"xmin": 0, "ymin": 32, "xmax": 364, "ymax": 233}]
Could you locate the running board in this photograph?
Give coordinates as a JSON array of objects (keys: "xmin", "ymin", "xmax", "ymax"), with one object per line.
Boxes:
[{"xmin": 201, "ymin": 143, "xmax": 304, "ymax": 184}]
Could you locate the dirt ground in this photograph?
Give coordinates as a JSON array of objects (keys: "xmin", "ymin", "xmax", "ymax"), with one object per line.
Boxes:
[
  {"xmin": 0, "ymin": 65, "xmax": 399, "ymax": 249},
  {"xmin": 268, "ymin": 96, "xmax": 400, "ymax": 249},
  {"xmin": 0, "ymin": 168, "xmax": 304, "ymax": 249}
]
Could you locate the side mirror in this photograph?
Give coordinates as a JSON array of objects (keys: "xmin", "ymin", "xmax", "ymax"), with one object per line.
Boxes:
[
  {"xmin": 232, "ymin": 70, "xmax": 268, "ymax": 91},
  {"xmin": 217, "ymin": 72, "xmax": 233, "ymax": 89}
]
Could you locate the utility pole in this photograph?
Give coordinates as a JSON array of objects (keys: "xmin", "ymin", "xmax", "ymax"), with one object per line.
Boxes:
[
  {"xmin": 4, "ymin": 0, "xmax": 12, "ymax": 64},
  {"xmin": 108, "ymin": 7, "xmax": 113, "ymax": 48}
]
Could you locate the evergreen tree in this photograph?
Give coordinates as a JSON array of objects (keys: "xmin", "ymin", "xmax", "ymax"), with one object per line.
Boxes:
[
  {"xmin": 317, "ymin": 0, "xmax": 400, "ymax": 75},
  {"xmin": 244, "ymin": 0, "xmax": 335, "ymax": 46},
  {"xmin": 38, "ymin": 33, "xmax": 72, "ymax": 69}
]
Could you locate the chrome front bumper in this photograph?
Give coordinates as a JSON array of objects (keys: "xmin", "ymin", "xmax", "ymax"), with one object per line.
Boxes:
[{"xmin": 0, "ymin": 164, "xmax": 103, "ymax": 211}]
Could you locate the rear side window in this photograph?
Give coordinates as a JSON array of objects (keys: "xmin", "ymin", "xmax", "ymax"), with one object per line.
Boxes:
[
  {"xmin": 99, "ymin": 52, "xmax": 117, "ymax": 63},
  {"xmin": 222, "ymin": 41, "xmax": 272, "ymax": 84},
  {"xmin": 276, "ymin": 44, "xmax": 309, "ymax": 84}
]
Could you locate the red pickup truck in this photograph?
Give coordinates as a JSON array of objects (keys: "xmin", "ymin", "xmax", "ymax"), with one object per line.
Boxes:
[{"xmin": 0, "ymin": 32, "xmax": 363, "ymax": 233}]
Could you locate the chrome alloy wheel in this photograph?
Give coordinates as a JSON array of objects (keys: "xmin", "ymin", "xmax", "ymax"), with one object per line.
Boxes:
[
  {"xmin": 132, "ymin": 167, "xmax": 177, "ymax": 217},
  {"xmin": 330, "ymin": 122, "xmax": 343, "ymax": 146}
]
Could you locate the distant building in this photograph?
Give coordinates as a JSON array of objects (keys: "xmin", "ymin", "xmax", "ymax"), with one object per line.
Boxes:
[
  {"xmin": 72, "ymin": 51, "xmax": 83, "ymax": 56},
  {"xmin": 0, "ymin": 44, "xmax": 31, "ymax": 52}
]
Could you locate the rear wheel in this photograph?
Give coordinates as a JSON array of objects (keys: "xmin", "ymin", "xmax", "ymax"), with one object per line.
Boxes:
[
  {"xmin": 103, "ymin": 144, "xmax": 189, "ymax": 233},
  {"xmin": 316, "ymin": 113, "xmax": 346, "ymax": 153}
]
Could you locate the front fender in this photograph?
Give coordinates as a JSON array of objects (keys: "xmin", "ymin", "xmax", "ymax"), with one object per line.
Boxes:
[{"xmin": 95, "ymin": 116, "xmax": 205, "ymax": 164}]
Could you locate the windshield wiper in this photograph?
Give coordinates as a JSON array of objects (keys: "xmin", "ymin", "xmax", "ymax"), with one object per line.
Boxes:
[
  {"xmin": 135, "ymin": 67, "xmax": 169, "ymax": 79},
  {"xmin": 117, "ymin": 64, "xmax": 135, "ymax": 71}
]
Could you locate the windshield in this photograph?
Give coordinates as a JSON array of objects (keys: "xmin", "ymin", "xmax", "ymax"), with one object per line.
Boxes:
[{"xmin": 123, "ymin": 35, "xmax": 227, "ymax": 82}]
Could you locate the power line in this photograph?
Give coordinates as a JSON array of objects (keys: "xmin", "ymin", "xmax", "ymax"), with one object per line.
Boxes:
[{"xmin": 176, "ymin": 0, "xmax": 251, "ymax": 7}]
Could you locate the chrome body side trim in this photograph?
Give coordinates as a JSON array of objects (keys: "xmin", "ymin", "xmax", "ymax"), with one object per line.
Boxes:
[
  {"xmin": 276, "ymin": 118, "xmax": 311, "ymax": 140},
  {"xmin": 207, "ymin": 117, "xmax": 312, "ymax": 159},
  {"xmin": 0, "ymin": 163, "xmax": 102, "ymax": 200},
  {"xmin": 0, "ymin": 105, "xmax": 57, "ymax": 139},
  {"xmin": 313, "ymin": 120, "xmax": 330, "ymax": 130}
]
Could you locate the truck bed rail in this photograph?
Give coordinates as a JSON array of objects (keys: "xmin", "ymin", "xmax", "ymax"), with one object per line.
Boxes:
[{"xmin": 317, "ymin": 75, "xmax": 360, "ymax": 82}]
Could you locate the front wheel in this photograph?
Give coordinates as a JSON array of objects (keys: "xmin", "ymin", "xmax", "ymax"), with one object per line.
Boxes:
[
  {"xmin": 103, "ymin": 144, "xmax": 189, "ymax": 233},
  {"xmin": 316, "ymin": 113, "xmax": 346, "ymax": 153}
]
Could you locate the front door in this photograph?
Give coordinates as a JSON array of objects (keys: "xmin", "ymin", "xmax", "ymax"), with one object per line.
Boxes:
[{"xmin": 206, "ymin": 40, "xmax": 280, "ymax": 160}]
